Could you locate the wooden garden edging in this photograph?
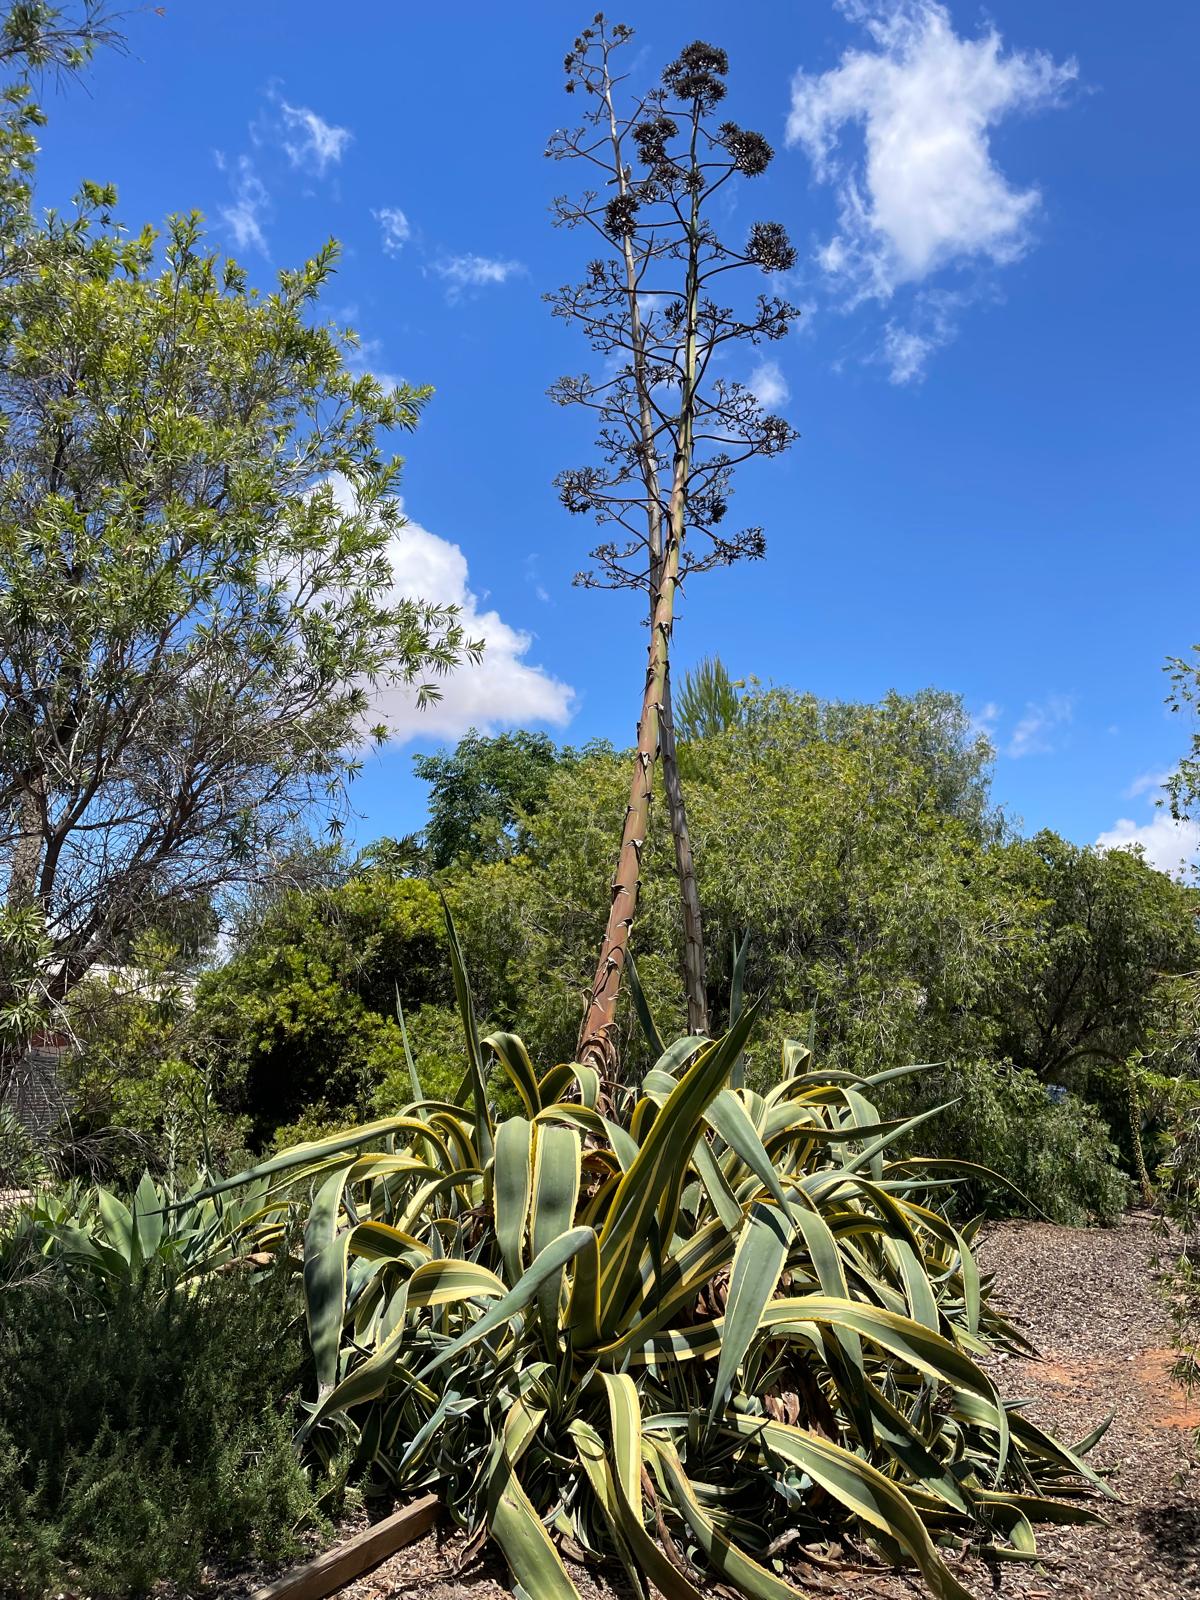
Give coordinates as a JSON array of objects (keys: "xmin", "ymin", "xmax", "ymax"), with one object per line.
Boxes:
[{"xmin": 249, "ymin": 1494, "xmax": 440, "ymax": 1600}]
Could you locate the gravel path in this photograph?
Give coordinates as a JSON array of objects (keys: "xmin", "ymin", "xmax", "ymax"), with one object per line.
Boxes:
[{"xmin": 237, "ymin": 1212, "xmax": 1200, "ymax": 1599}]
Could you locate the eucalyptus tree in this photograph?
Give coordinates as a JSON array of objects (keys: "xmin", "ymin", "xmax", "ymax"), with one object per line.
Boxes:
[
  {"xmin": 0, "ymin": 38, "xmax": 479, "ymax": 1054},
  {"xmin": 547, "ymin": 18, "xmax": 799, "ymax": 1071}
]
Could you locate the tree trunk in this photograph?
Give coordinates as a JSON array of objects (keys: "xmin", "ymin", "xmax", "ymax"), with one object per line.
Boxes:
[
  {"xmin": 595, "ymin": 76, "xmax": 709, "ymax": 1052},
  {"xmin": 6, "ymin": 782, "xmax": 43, "ymax": 910},
  {"xmin": 661, "ymin": 664, "xmax": 708, "ymax": 1036},
  {"xmin": 578, "ymin": 112, "xmax": 702, "ymax": 1079},
  {"xmin": 577, "ymin": 550, "xmax": 677, "ymax": 1078}
]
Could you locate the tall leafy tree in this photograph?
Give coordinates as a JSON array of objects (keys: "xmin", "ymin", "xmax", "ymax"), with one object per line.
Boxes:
[
  {"xmin": 987, "ymin": 830, "xmax": 1200, "ymax": 1085},
  {"xmin": 0, "ymin": 21, "xmax": 479, "ymax": 1067},
  {"xmin": 1166, "ymin": 644, "xmax": 1200, "ymax": 855},
  {"xmin": 446, "ymin": 688, "xmax": 1021, "ymax": 1079},
  {"xmin": 548, "ymin": 18, "xmax": 799, "ymax": 1069},
  {"xmin": 414, "ymin": 729, "xmax": 568, "ymax": 869}
]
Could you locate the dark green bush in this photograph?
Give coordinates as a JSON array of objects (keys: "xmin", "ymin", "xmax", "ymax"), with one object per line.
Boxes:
[
  {"xmin": 886, "ymin": 1060, "xmax": 1131, "ymax": 1225},
  {"xmin": 0, "ymin": 1262, "xmax": 340, "ymax": 1598}
]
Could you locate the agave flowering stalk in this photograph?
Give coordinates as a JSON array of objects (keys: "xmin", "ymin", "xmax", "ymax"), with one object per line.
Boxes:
[
  {"xmin": 547, "ymin": 20, "xmax": 799, "ymax": 1071},
  {"xmin": 205, "ymin": 916, "xmax": 1112, "ymax": 1600}
]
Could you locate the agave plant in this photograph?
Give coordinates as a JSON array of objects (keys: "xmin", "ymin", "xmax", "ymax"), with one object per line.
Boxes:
[
  {"xmin": 205, "ymin": 920, "xmax": 1110, "ymax": 1600},
  {"xmin": 9, "ymin": 1169, "xmax": 288, "ymax": 1289}
]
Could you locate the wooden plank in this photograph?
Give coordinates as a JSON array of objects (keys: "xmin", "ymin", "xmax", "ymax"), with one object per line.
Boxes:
[{"xmin": 250, "ymin": 1494, "xmax": 440, "ymax": 1600}]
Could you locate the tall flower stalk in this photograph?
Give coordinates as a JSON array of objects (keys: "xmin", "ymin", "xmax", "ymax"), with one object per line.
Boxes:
[{"xmin": 548, "ymin": 18, "xmax": 799, "ymax": 1076}]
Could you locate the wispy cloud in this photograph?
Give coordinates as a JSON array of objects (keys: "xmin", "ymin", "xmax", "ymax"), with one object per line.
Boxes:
[
  {"xmin": 373, "ymin": 206, "xmax": 411, "ymax": 256},
  {"xmin": 217, "ymin": 153, "xmax": 271, "ymax": 255},
  {"xmin": 432, "ymin": 253, "xmax": 527, "ymax": 302},
  {"xmin": 1006, "ymin": 695, "xmax": 1074, "ymax": 758},
  {"xmin": 523, "ymin": 553, "xmax": 552, "ymax": 605},
  {"xmin": 276, "ymin": 97, "xmax": 351, "ymax": 176},
  {"xmin": 216, "ymin": 86, "xmax": 349, "ymax": 258},
  {"xmin": 786, "ymin": 0, "xmax": 1076, "ymax": 376},
  {"xmin": 970, "ymin": 701, "xmax": 1002, "ymax": 744},
  {"xmin": 878, "ymin": 287, "xmax": 969, "ymax": 384},
  {"xmin": 747, "ymin": 359, "xmax": 790, "ymax": 409},
  {"xmin": 1125, "ymin": 769, "xmax": 1172, "ymax": 799}
]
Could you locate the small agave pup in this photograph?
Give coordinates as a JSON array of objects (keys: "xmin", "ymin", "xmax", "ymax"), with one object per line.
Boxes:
[{"xmin": 207, "ymin": 908, "xmax": 1113, "ymax": 1600}]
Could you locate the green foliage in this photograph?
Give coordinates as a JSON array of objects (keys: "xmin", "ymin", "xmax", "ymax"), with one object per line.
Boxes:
[
  {"xmin": 985, "ymin": 829, "xmax": 1200, "ymax": 1088},
  {"xmin": 8, "ymin": 1167, "xmax": 288, "ymax": 1290},
  {"xmin": 0, "ymin": 3, "xmax": 122, "ymax": 268},
  {"xmin": 0, "ymin": 905, "xmax": 51, "ymax": 1083},
  {"xmin": 373, "ymin": 1001, "xmax": 483, "ymax": 1111},
  {"xmin": 447, "ymin": 687, "xmax": 1021, "ymax": 1078},
  {"xmin": 885, "ymin": 1061, "xmax": 1130, "ymax": 1225},
  {"xmin": 411, "ymin": 729, "xmax": 616, "ymax": 870},
  {"xmin": 198, "ymin": 873, "xmax": 449, "ymax": 1143},
  {"xmin": 1146, "ymin": 972, "xmax": 1200, "ymax": 1420},
  {"xmin": 61, "ymin": 935, "xmax": 246, "ymax": 1186},
  {"xmin": 0, "ymin": 3, "xmax": 116, "ymax": 75},
  {"xmin": 436, "ymin": 688, "xmax": 1194, "ymax": 1208},
  {"xmin": 1165, "ymin": 643, "xmax": 1200, "ymax": 844},
  {"xmin": 0, "ymin": 1262, "xmax": 338, "ymax": 1598},
  {"xmin": 414, "ymin": 728, "xmax": 565, "ymax": 868},
  {"xmin": 673, "ymin": 656, "xmax": 744, "ymax": 743},
  {"xmin": 0, "ymin": 36, "xmax": 478, "ymax": 1000},
  {"xmin": 0, "ymin": 1103, "xmax": 45, "ymax": 1189},
  {"xmin": 211, "ymin": 942, "xmax": 1111, "ymax": 1600}
]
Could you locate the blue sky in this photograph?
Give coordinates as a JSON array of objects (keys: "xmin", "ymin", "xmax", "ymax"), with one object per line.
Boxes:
[{"xmin": 33, "ymin": 0, "xmax": 1199, "ymax": 870}]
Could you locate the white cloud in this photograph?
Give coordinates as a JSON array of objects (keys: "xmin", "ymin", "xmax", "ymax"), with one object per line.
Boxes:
[
  {"xmin": 1096, "ymin": 812, "xmax": 1199, "ymax": 880},
  {"xmin": 747, "ymin": 359, "xmax": 790, "ymax": 409},
  {"xmin": 1006, "ymin": 695, "xmax": 1073, "ymax": 758},
  {"xmin": 374, "ymin": 206, "xmax": 411, "ymax": 256},
  {"xmin": 787, "ymin": 1, "xmax": 1075, "ymax": 378},
  {"xmin": 432, "ymin": 254, "xmax": 527, "ymax": 301},
  {"xmin": 277, "ymin": 99, "xmax": 351, "ymax": 176},
  {"xmin": 319, "ymin": 476, "xmax": 571, "ymax": 739},
  {"xmin": 367, "ymin": 510, "xmax": 570, "ymax": 740},
  {"xmin": 219, "ymin": 155, "xmax": 270, "ymax": 255},
  {"xmin": 787, "ymin": 1, "xmax": 1076, "ymax": 304}
]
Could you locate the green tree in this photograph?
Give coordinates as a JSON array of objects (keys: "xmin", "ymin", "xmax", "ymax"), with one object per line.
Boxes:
[
  {"xmin": 1166, "ymin": 643, "xmax": 1200, "ymax": 847},
  {"xmin": 549, "ymin": 23, "xmax": 799, "ymax": 1060},
  {"xmin": 197, "ymin": 872, "xmax": 451, "ymax": 1143},
  {"xmin": 986, "ymin": 829, "xmax": 1200, "ymax": 1087},
  {"xmin": 62, "ymin": 931, "xmax": 240, "ymax": 1186},
  {"xmin": 446, "ymin": 687, "xmax": 1021, "ymax": 1079},
  {"xmin": 0, "ymin": 40, "xmax": 479, "ymax": 1065},
  {"xmin": 413, "ymin": 729, "xmax": 567, "ymax": 870},
  {"xmin": 673, "ymin": 655, "xmax": 745, "ymax": 744}
]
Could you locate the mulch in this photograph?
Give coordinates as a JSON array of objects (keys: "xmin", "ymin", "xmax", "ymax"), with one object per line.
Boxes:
[{"xmin": 228, "ymin": 1212, "xmax": 1200, "ymax": 1600}]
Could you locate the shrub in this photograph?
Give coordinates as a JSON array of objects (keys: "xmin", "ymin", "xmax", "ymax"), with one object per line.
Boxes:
[
  {"xmin": 0, "ymin": 1105, "xmax": 46, "ymax": 1191},
  {"xmin": 61, "ymin": 954, "xmax": 249, "ymax": 1191},
  {"xmin": 886, "ymin": 1060, "xmax": 1130, "ymax": 1224},
  {"xmin": 197, "ymin": 873, "xmax": 450, "ymax": 1144},
  {"xmin": 0, "ymin": 1262, "xmax": 340, "ymax": 1598}
]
